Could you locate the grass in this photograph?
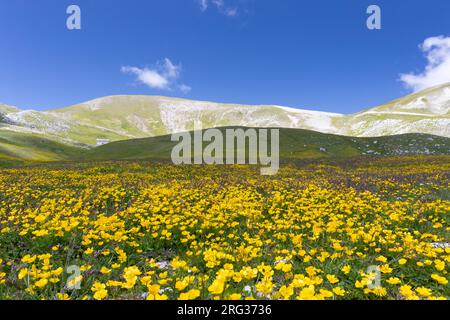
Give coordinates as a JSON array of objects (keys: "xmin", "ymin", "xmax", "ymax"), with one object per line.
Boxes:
[
  {"xmin": 80, "ymin": 127, "xmax": 450, "ymax": 161},
  {"xmin": 0, "ymin": 127, "xmax": 448, "ymax": 164},
  {"xmin": 0, "ymin": 130, "xmax": 82, "ymax": 161}
]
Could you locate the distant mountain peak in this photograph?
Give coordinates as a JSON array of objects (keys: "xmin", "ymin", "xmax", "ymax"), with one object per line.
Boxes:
[
  {"xmin": 0, "ymin": 84, "xmax": 449, "ymax": 147},
  {"xmin": 0, "ymin": 103, "xmax": 20, "ymax": 114}
]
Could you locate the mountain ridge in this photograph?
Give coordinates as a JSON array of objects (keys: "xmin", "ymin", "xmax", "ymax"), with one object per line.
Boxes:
[{"xmin": 0, "ymin": 83, "xmax": 449, "ymax": 149}]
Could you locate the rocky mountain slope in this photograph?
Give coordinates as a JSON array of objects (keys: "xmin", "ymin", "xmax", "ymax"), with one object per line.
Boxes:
[{"xmin": 0, "ymin": 83, "xmax": 449, "ymax": 149}]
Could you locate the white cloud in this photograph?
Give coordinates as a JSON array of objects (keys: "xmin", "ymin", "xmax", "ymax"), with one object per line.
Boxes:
[
  {"xmin": 121, "ymin": 58, "xmax": 190, "ymax": 93},
  {"xmin": 199, "ymin": 0, "xmax": 208, "ymax": 11},
  {"xmin": 178, "ymin": 84, "xmax": 192, "ymax": 94},
  {"xmin": 197, "ymin": 0, "xmax": 238, "ymax": 17},
  {"xmin": 121, "ymin": 66, "xmax": 169, "ymax": 89},
  {"xmin": 212, "ymin": 0, "xmax": 224, "ymax": 7},
  {"xmin": 400, "ymin": 36, "xmax": 450, "ymax": 92},
  {"xmin": 224, "ymin": 7, "xmax": 238, "ymax": 17},
  {"xmin": 162, "ymin": 58, "xmax": 180, "ymax": 79}
]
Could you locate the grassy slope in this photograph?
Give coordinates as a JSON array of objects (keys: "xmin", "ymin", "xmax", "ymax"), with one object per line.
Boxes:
[
  {"xmin": 0, "ymin": 130, "xmax": 83, "ymax": 163},
  {"xmin": 1, "ymin": 126, "xmax": 448, "ymax": 164},
  {"xmin": 81, "ymin": 127, "xmax": 450, "ymax": 161}
]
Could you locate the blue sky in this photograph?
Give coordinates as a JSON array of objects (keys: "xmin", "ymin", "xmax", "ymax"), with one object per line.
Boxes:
[{"xmin": 0, "ymin": 0, "xmax": 449, "ymax": 113}]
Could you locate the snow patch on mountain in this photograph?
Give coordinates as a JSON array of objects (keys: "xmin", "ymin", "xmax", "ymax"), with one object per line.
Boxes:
[
  {"xmin": 392, "ymin": 86, "xmax": 450, "ymax": 115},
  {"xmin": 5, "ymin": 110, "xmax": 71, "ymax": 134},
  {"xmin": 157, "ymin": 99, "xmax": 343, "ymax": 134},
  {"xmin": 357, "ymin": 111, "xmax": 439, "ymax": 117}
]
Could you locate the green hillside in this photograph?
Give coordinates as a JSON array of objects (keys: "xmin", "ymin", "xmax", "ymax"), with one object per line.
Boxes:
[
  {"xmin": 0, "ymin": 129, "xmax": 83, "ymax": 164},
  {"xmin": 0, "ymin": 126, "xmax": 448, "ymax": 165},
  {"xmin": 81, "ymin": 127, "xmax": 450, "ymax": 161}
]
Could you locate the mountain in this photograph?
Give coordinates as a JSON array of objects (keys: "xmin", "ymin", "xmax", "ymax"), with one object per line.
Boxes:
[
  {"xmin": 346, "ymin": 83, "xmax": 450, "ymax": 137},
  {"xmin": 0, "ymin": 96, "xmax": 344, "ymax": 146},
  {"xmin": 0, "ymin": 83, "xmax": 449, "ymax": 152},
  {"xmin": 0, "ymin": 103, "xmax": 20, "ymax": 114},
  {"xmin": 81, "ymin": 127, "xmax": 450, "ymax": 161}
]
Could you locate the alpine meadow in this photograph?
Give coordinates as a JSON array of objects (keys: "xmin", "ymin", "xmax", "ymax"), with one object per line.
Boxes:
[{"xmin": 0, "ymin": 0, "xmax": 449, "ymax": 303}]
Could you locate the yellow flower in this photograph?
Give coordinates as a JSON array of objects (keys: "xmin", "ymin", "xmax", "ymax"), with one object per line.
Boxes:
[
  {"xmin": 80, "ymin": 265, "xmax": 92, "ymax": 272},
  {"xmin": 333, "ymin": 287, "xmax": 346, "ymax": 296},
  {"xmin": 92, "ymin": 282, "xmax": 108, "ymax": 300},
  {"xmin": 172, "ymin": 257, "xmax": 188, "ymax": 270},
  {"xmin": 179, "ymin": 289, "xmax": 201, "ymax": 300},
  {"xmin": 147, "ymin": 284, "xmax": 161, "ymax": 294},
  {"xmin": 122, "ymin": 266, "xmax": 141, "ymax": 289},
  {"xmin": 431, "ymin": 274, "xmax": 448, "ymax": 285},
  {"xmin": 376, "ymin": 256, "xmax": 387, "ymax": 263},
  {"xmin": 318, "ymin": 289, "xmax": 333, "ymax": 299},
  {"xmin": 434, "ymin": 260, "xmax": 445, "ymax": 272},
  {"xmin": 298, "ymin": 285, "xmax": 316, "ymax": 300},
  {"xmin": 21, "ymin": 255, "xmax": 36, "ymax": 264},
  {"xmin": 175, "ymin": 280, "xmax": 189, "ymax": 291},
  {"xmin": 305, "ymin": 266, "xmax": 319, "ymax": 277},
  {"xmin": 398, "ymin": 258, "xmax": 407, "ymax": 265},
  {"xmin": 326, "ymin": 274, "xmax": 339, "ymax": 284},
  {"xmin": 399, "ymin": 285, "xmax": 416, "ymax": 299},
  {"xmin": 355, "ymin": 280, "xmax": 365, "ymax": 289},
  {"xmin": 365, "ymin": 287, "xmax": 387, "ymax": 297},
  {"xmin": 255, "ymin": 280, "xmax": 274, "ymax": 295},
  {"xmin": 52, "ymin": 267, "xmax": 63, "ymax": 276},
  {"xmin": 416, "ymin": 287, "xmax": 432, "ymax": 298},
  {"xmin": 49, "ymin": 278, "xmax": 60, "ymax": 284},
  {"xmin": 56, "ymin": 293, "xmax": 70, "ymax": 300},
  {"xmin": 341, "ymin": 265, "xmax": 351, "ymax": 275},
  {"xmin": 379, "ymin": 264, "xmax": 393, "ymax": 274},
  {"xmin": 35, "ymin": 278, "xmax": 48, "ymax": 288},
  {"xmin": 100, "ymin": 267, "xmax": 111, "ymax": 275},
  {"xmin": 147, "ymin": 287, "xmax": 168, "ymax": 301},
  {"xmin": 32, "ymin": 229, "xmax": 49, "ymax": 237},
  {"xmin": 18, "ymin": 268, "xmax": 28, "ymax": 280},
  {"xmin": 208, "ymin": 279, "xmax": 226, "ymax": 295},
  {"xmin": 0, "ymin": 272, "xmax": 6, "ymax": 285},
  {"xmin": 275, "ymin": 262, "xmax": 292, "ymax": 273},
  {"xmin": 227, "ymin": 293, "xmax": 242, "ymax": 300},
  {"xmin": 386, "ymin": 277, "xmax": 401, "ymax": 285},
  {"xmin": 278, "ymin": 285, "xmax": 294, "ymax": 299}
]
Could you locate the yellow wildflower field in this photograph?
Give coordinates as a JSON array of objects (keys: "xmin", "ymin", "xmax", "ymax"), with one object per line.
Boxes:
[{"xmin": 0, "ymin": 156, "xmax": 449, "ymax": 300}]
